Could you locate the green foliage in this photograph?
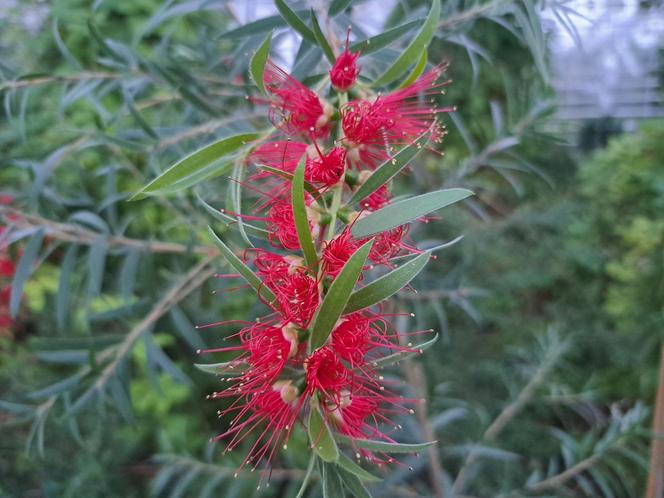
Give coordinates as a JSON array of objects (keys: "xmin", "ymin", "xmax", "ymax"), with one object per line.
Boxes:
[{"xmin": 578, "ymin": 124, "xmax": 664, "ymax": 334}]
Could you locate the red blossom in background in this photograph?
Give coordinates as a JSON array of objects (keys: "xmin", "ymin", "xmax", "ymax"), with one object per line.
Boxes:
[{"xmin": 0, "ymin": 196, "xmax": 18, "ymax": 334}]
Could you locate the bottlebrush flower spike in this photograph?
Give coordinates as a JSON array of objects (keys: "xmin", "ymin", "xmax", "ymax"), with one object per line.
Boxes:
[
  {"xmin": 193, "ymin": 15, "xmax": 467, "ymax": 490},
  {"xmin": 330, "ymin": 29, "xmax": 360, "ymax": 92}
]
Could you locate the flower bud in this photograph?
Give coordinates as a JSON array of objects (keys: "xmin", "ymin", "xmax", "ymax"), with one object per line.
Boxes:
[{"xmin": 330, "ymin": 30, "xmax": 360, "ymax": 91}]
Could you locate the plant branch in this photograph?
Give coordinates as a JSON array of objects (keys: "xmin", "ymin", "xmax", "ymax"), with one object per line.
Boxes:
[
  {"xmin": 1, "ymin": 207, "xmax": 217, "ymax": 256},
  {"xmin": 525, "ymin": 454, "xmax": 602, "ymax": 493},
  {"xmin": 93, "ymin": 255, "xmax": 216, "ymax": 392},
  {"xmin": 451, "ymin": 337, "xmax": 566, "ymax": 494},
  {"xmin": 0, "ymin": 72, "xmax": 122, "ymax": 92}
]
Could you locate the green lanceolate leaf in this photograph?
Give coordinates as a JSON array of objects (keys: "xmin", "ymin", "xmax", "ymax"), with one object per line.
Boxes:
[
  {"xmin": 350, "ymin": 19, "xmax": 422, "ymax": 55},
  {"xmin": 309, "ymin": 400, "xmax": 339, "ymax": 462},
  {"xmin": 372, "ymin": 333, "xmax": 439, "ymax": 368},
  {"xmin": 132, "ymin": 133, "xmax": 260, "ymax": 199},
  {"xmin": 372, "ymin": 0, "xmax": 440, "ymax": 87},
  {"xmin": 250, "ymin": 32, "xmax": 272, "ymax": 94},
  {"xmin": 10, "ymin": 229, "xmax": 44, "ymax": 317},
  {"xmin": 336, "ymin": 453, "xmax": 380, "ymax": 482},
  {"xmin": 197, "ymin": 194, "xmax": 268, "ymax": 238},
  {"xmin": 321, "ymin": 461, "xmax": 345, "ymax": 498},
  {"xmin": 258, "ymin": 165, "xmax": 320, "ymax": 199},
  {"xmin": 275, "ymin": 0, "xmax": 316, "ymax": 44},
  {"xmin": 207, "ymin": 227, "xmax": 276, "ymax": 303},
  {"xmin": 337, "ymin": 467, "xmax": 372, "ymax": 498},
  {"xmin": 292, "ymin": 156, "xmax": 319, "ymax": 273},
  {"xmin": 328, "ymin": 0, "xmax": 353, "ymax": 17},
  {"xmin": 345, "ymin": 251, "xmax": 430, "ymax": 313},
  {"xmin": 194, "ymin": 362, "xmax": 246, "ymax": 376},
  {"xmin": 310, "ymin": 10, "xmax": 335, "ymax": 63},
  {"xmin": 348, "ymin": 130, "xmax": 430, "ymax": 206},
  {"xmin": 310, "ymin": 240, "xmax": 373, "ymax": 350},
  {"xmin": 351, "ymin": 188, "xmax": 474, "ymax": 238},
  {"xmin": 398, "ymin": 47, "xmax": 428, "ymax": 88},
  {"xmin": 218, "ymin": 14, "xmax": 288, "ymax": 39},
  {"xmin": 294, "ymin": 454, "xmax": 317, "ymax": 498},
  {"xmin": 338, "ymin": 435, "xmax": 437, "ymax": 453}
]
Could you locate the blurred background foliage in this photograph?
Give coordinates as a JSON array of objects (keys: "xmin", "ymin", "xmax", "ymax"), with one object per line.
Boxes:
[{"xmin": 0, "ymin": 0, "xmax": 661, "ymax": 497}]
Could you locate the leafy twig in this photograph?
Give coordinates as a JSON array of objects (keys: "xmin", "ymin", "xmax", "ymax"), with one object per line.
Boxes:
[
  {"xmin": 451, "ymin": 333, "xmax": 568, "ymax": 494},
  {"xmin": 1, "ymin": 207, "xmax": 217, "ymax": 256}
]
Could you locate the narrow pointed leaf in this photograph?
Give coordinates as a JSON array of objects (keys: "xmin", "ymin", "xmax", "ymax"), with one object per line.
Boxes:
[
  {"xmin": 207, "ymin": 227, "xmax": 275, "ymax": 303},
  {"xmin": 230, "ymin": 162, "xmax": 252, "ymax": 247},
  {"xmin": 372, "ymin": 333, "xmax": 439, "ymax": 367},
  {"xmin": 294, "ymin": 454, "xmax": 317, "ymax": 498},
  {"xmin": 258, "ymin": 165, "xmax": 320, "ymax": 199},
  {"xmin": 351, "ymin": 188, "xmax": 473, "ymax": 238},
  {"xmin": 132, "ymin": 133, "xmax": 259, "ymax": 199},
  {"xmin": 197, "ymin": 194, "xmax": 268, "ymax": 238},
  {"xmin": 10, "ymin": 229, "xmax": 44, "ymax": 317},
  {"xmin": 345, "ymin": 251, "xmax": 430, "ymax": 313},
  {"xmin": 338, "ymin": 435, "xmax": 437, "ymax": 453},
  {"xmin": 310, "ymin": 240, "xmax": 373, "ymax": 350},
  {"xmin": 309, "ymin": 401, "xmax": 339, "ymax": 462},
  {"xmin": 350, "ymin": 19, "xmax": 422, "ymax": 55},
  {"xmin": 292, "ymin": 156, "xmax": 318, "ymax": 272},
  {"xmin": 250, "ymin": 32, "xmax": 272, "ymax": 94},
  {"xmin": 329, "ymin": 0, "xmax": 353, "ymax": 16},
  {"xmin": 275, "ymin": 0, "xmax": 316, "ymax": 44},
  {"xmin": 321, "ymin": 461, "xmax": 344, "ymax": 497},
  {"xmin": 398, "ymin": 47, "xmax": 428, "ymax": 88},
  {"xmin": 194, "ymin": 362, "xmax": 246, "ymax": 376},
  {"xmin": 218, "ymin": 14, "xmax": 288, "ymax": 39},
  {"xmin": 372, "ymin": 0, "xmax": 440, "ymax": 87},
  {"xmin": 348, "ymin": 130, "xmax": 429, "ymax": 206},
  {"xmin": 56, "ymin": 244, "xmax": 78, "ymax": 332},
  {"xmin": 310, "ymin": 10, "xmax": 335, "ymax": 63},
  {"xmin": 336, "ymin": 453, "xmax": 380, "ymax": 482},
  {"xmin": 337, "ymin": 468, "xmax": 372, "ymax": 498}
]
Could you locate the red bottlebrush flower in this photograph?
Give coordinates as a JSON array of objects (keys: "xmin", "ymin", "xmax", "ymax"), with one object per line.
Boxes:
[
  {"xmin": 321, "ymin": 228, "xmax": 361, "ymax": 277},
  {"xmin": 360, "ymin": 183, "xmax": 391, "ymax": 210},
  {"xmin": 250, "ymin": 140, "xmax": 344, "ymax": 189},
  {"xmin": 212, "ymin": 380, "xmax": 304, "ymax": 469},
  {"xmin": 269, "ymin": 272, "xmax": 320, "ymax": 328},
  {"xmin": 251, "ymin": 140, "xmax": 308, "ymax": 174},
  {"xmin": 327, "ymin": 390, "xmax": 379, "ymax": 439},
  {"xmin": 369, "ymin": 225, "xmax": 420, "ymax": 265},
  {"xmin": 0, "ymin": 258, "xmax": 15, "ymax": 279},
  {"xmin": 305, "ymin": 346, "xmax": 350, "ymax": 400},
  {"xmin": 263, "ymin": 60, "xmax": 334, "ymax": 139},
  {"xmin": 305, "ymin": 143, "xmax": 346, "ymax": 187},
  {"xmin": 342, "ymin": 66, "xmax": 452, "ymax": 168},
  {"xmin": 330, "ymin": 32, "xmax": 360, "ymax": 92},
  {"xmin": 203, "ymin": 321, "xmax": 299, "ymax": 384},
  {"xmin": 266, "ymin": 199, "xmax": 300, "ymax": 250},
  {"xmin": 330, "ymin": 313, "xmax": 372, "ymax": 364},
  {"xmin": 251, "ymin": 249, "xmax": 303, "ymax": 281},
  {"xmin": 0, "ymin": 285, "xmax": 11, "ymax": 330},
  {"xmin": 245, "ymin": 323, "xmax": 300, "ymax": 375},
  {"xmin": 331, "ymin": 311, "xmax": 420, "ymax": 364}
]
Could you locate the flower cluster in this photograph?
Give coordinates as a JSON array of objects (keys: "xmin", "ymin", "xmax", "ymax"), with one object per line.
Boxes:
[{"xmin": 200, "ymin": 30, "xmax": 452, "ymax": 474}]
